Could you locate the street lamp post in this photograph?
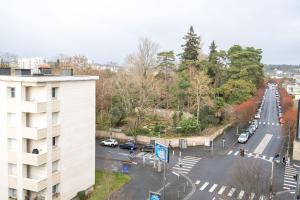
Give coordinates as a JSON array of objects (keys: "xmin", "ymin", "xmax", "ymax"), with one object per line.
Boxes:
[{"xmin": 269, "ymin": 161, "xmax": 274, "ymax": 199}]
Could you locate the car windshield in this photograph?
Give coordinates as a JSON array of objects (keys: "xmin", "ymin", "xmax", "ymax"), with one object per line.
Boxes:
[{"xmin": 240, "ymin": 134, "xmax": 247, "ymax": 138}]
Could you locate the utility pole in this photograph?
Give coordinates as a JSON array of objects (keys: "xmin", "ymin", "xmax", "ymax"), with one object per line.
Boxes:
[{"xmin": 269, "ymin": 161, "xmax": 274, "ymax": 199}]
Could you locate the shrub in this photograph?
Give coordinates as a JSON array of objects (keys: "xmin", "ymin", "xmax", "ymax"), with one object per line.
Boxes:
[
  {"xmin": 77, "ymin": 191, "xmax": 86, "ymax": 200},
  {"xmin": 179, "ymin": 117, "xmax": 200, "ymax": 135}
]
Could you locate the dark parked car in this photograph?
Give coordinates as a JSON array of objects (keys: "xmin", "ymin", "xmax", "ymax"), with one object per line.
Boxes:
[
  {"xmin": 119, "ymin": 142, "xmax": 136, "ymax": 150},
  {"xmin": 141, "ymin": 144, "xmax": 154, "ymax": 153}
]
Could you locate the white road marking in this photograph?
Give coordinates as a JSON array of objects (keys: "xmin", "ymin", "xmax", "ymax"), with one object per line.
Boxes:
[
  {"xmin": 250, "ymin": 193, "xmax": 255, "ymax": 200},
  {"xmin": 217, "ymin": 186, "xmax": 226, "ymax": 195},
  {"xmin": 259, "ymin": 122, "xmax": 262, "ymax": 124},
  {"xmin": 183, "ymin": 156, "xmax": 201, "ymax": 160},
  {"xmin": 262, "ymin": 155, "xmax": 266, "ymax": 159},
  {"xmin": 195, "ymin": 180, "xmax": 200, "ymax": 185},
  {"xmin": 175, "ymin": 164, "xmax": 192, "ymax": 169},
  {"xmin": 238, "ymin": 190, "xmax": 245, "ymax": 199},
  {"xmin": 294, "ymin": 164, "xmax": 300, "ymax": 168},
  {"xmin": 267, "ymin": 122, "xmax": 270, "ymax": 125},
  {"xmin": 248, "ymin": 153, "xmax": 253, "ymax": 157},
  {"xmin": 255, "ymin": 154, "xmax": 259, "ymax": 158},
  {"xmin": 227, "ymin": 188, "xmax": 236, "ymax": 197},
  {"xmin": 284, "ymin": 180, "xmax": 297, "ymax": 184},
  {"xmin": 135, "ymin": 152, "xmax": 144, "ymax": 157},
  {"xmin": 228, "ymin": 150, "xmax": 233, "ymax": 155},
  {"xmin": 172, "ymin": 167, "xmax": 190, "ymax": 171},
  {"xmin": 254, "ymin": 134, "xmax": 272, "ymax": 154},
  {"xmin": 276, "ymin": 123, "xmax": 279, "ymax": 126},
  {"xmin": 285, "ymin": 177, "xmax": 295, "ymax": 181},
  {"xmin": 172, "ymin": 171, "xmax": 179, "ymax": 176},
  {"xmin": 263, "ymin": 122, "xmax": 266, "ymax": 125},
  {"xmin": 180, "ymin": 160, "xmax": 198, "ymax": 165},
  {"xmin": 178, "ymin": 162, "xmax": 195, "ymax": 166},
  {"xmin": 234, "ymin": 151, "xmax": 239, "ymax": 156},
  {"xmin": 173, "ymin": 170, "xmax": 188, "ymax": 174},
  {"xmin": 268, "ymin": 157, "xmax": 273, "ymax": 162},
  {"xmin": 284, "ymin": 183, "xmax": 296, "ymax": 187},
  {"xmin": 259, "ymin": 195, "xmax": 266, "ymax": 200},
  {"xmin": 209, "ymin": 184, "xmax": 218, "ymax": 193},
  {"xmin": 200, "ymin": 182, "xmax": 209, "ymax": 191}
]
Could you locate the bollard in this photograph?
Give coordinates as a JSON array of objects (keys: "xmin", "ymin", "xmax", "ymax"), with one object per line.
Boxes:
[{"xmin": 173, "ymin": 150, "xmax": 174, "ymax": 156}]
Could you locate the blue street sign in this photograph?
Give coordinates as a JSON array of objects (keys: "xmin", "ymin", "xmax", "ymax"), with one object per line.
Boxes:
[
  {"xmin": 122, "ymin": 164, "xmax": 129, "ymax": 173},
  {"xmin": 149, "ymin": 192, "xmax": 161, "ymax": 200},
  {"xmin": 155, "ymin": 142, "xmax": 169, "ymax": 163}
]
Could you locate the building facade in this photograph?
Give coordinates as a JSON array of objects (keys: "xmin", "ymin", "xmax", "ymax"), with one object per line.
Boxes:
[
  {"xmin": 0, "ymin": 70, "xmax": 98, "ymax": 200},
  {"xmin": 17, "ymin": 58, "xmax": 47, "ymax": 73}
]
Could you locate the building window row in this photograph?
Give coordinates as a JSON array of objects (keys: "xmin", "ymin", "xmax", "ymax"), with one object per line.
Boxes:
[{"xmin": 7, "ymin": 87, "xmax": 59, "ymax": 99}]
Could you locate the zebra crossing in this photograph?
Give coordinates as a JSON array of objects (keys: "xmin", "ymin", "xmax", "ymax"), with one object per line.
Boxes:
[
  {"xmin": 227, "ymin": 150, "xmax": 273, "ymax": 162},
  {"xmin": 135, "ymin": 152, "xmax": 155, "ymax": 159},
  {"xmin": 195, "ymin": 180, "xmax": 267, "ymax": 199},
  {"xmin": 172, "ymin": 156, "xmax": 201, "ymax": 174},
  {"xmin": 258, "ymin": 121, "xmax": 280, "ymax": 126},
  {"xmin": 283, "ymin": 164, "xmax": 298, "ymax": 194}
]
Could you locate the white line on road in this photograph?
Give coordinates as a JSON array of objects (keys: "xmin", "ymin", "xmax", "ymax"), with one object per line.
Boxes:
[
  {"xmin": 172, "ymin": 167, "xmax": 190, "ymax": 171},
  {"xmin": 262, "ymin": 156, "xmax": 266, "ymax": 159},
  {"xmin": 294, "ymin": 164, "xmax": 300, "ymax": 168},
  {"xmin": 234, "ymin": 151, "xmax": 239, "ymax": 156},
  {"xmin": 227, "ymin": 188, "xmax": 236, "ymax": 197},
  {"xmin": 284, "ymin": 183, "xmax": 296, "ymax": 187},
  {"xmin": 268, "ymin": 157, "xmax": 273, "ymax": 162},
  {"xmin": 183, "ymin": 156, "xmax": 201, "ymax": 160},
  {"xmin": 254, "ymin": 134, "xmax": 272, "ymax": 154},
  {"xmin": 175, "ymin": 164, "xmax": 192, "ymax": 169},
  {"xmin": 209, "ymin": 184, "xmax": 218, "ymax": 193},
  {"xmin": 263, "ymin": 122, "xmax": 266, "ymax": 125},
  {"xmin": 195, "ymin": 180, "xmax": 200, "ymax": 185},
  {"xmin": 285, "ymin": 177, "xmax": 295, "ymax": 181},
  {"xmin": 272, "ymin": 123, "xmax": 274, "ymax": 125},
  {"xmin": 267, "ymin": 122, "xmax": 270, "ymax": 125},
  {"xmin": 238, "ymin": 190, "xmax": 245, "ymax": 199},
  {"xmin": 218, "ymin": 186, "xmax": 226, "ymax": 195},
  {"xmin": 259, "ymin": 195, "xmax": 266, "ymax": 200},
  {"xmin": 248, "ymin": 153, "xmax": 253, "ymax": 157},
  {"xmin": 180, "ymin": 160, "xmax": 198, "ymax": 165},
  {"xmin": 284, "ymin": 180, "xmax": 296, "ymax": 184},
  {"xmin": 172, "ymin": 171, "xmax": 179, "ymax": 177},
  {"xmin": 228, "ymin": 150, "xmax": 233, "ymax": 155},
  {"xmin": 255, "ymin": 154, "xmax": 259, "ymax": 158},
  {"xmin": 200, "ymin": 182, "xmax": 209, "ymax": 191},
  {"xmin": 250, "ymin": 193, "xmax": 255, "ymax": 200},
  {"xmin": 178, "ymin": 161, "xmax": 197, "ymax": 166}
]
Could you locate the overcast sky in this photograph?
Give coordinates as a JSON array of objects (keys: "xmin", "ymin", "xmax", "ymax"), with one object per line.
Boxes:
[{"xmin": 0, "ymin": 0, "xmax": 300, "ymax": 65}]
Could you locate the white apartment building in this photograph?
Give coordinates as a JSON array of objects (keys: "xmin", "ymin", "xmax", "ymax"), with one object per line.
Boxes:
[
  {"xmin": 17, "ymin": 58, "xmax": 47, "ymax": 73},
  {"xmin": 0, "ymin": 69, "xmax": 98, "ymax": 200}
]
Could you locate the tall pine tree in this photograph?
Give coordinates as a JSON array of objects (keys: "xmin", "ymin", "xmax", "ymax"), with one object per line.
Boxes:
[{"xmin": 180, "ymin": 26, "xmax": 201, "ymax": 61}]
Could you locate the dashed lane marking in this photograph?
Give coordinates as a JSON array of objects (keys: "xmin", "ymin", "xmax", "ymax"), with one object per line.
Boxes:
[
  {"xmin": 228, "ymin": 150, "xmax": 233, "ymax": 155},
  {"xmin": 195, "ymin": 180, "xmax": 200, "ymax": 185},
  {"xmin": 234, "ymin": 151, "xmax": 239, "ymax": 156},
  {"xmin": 238, "ymin": 190, "xmax": 245, "ymax": 199}
]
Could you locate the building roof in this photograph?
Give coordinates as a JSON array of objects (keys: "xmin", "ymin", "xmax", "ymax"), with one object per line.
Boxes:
[{"xmin": 0, "ymin": 75, "xmax": 99, "ymax": 82}]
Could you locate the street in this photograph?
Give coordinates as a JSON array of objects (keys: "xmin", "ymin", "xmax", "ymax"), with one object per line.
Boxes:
[{"xmin": 96, "ymin": 86, "xmax": 299, "ymax": 200}]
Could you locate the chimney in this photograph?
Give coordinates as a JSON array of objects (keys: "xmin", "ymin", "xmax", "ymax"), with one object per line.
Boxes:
[
  {"xmin": 0, "ymin": 67, "xmax": 11, "ymax": 75},
  {"xmin": 15, "ymin": 69, "xmax": 31, "ymax": 76},
  {"xmin": 61, "ymin": 69, "xmax": 73, "ymax": 76}
]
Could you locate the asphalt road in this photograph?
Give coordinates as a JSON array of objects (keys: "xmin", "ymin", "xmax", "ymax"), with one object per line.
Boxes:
[{"xmin": 95, "ymin": 85, "xmax": 298, "ymax": 200}]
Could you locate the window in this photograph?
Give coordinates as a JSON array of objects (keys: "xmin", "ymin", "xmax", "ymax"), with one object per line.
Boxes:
[
  {"xmin": 52, "ymin": 161, "xmax": 58, "ymax": 172},
  {"xmin": 8, "ymin": 87, "xmax": 15, "ymax": 98},
  {"xmin": 8, "ymin": 139, "xmax": 17, "ymax": 151},
  {"xmin": 8, "ymin": 164, "xmax": 17, "ymax": 175},
  {"xmin": 52, "ymin": 184, "xmax": 59, "ymax": 194},
  {"xmin": 8, "ymin": 188, "xmax": 17, "ymax": 198},
  {"xmin": 52, "ymin": 137, "xmax": 58, "ymax": 147},
  {"xmin": 52, "ymin": 87, "xmax": 58, "ymax": 99}
]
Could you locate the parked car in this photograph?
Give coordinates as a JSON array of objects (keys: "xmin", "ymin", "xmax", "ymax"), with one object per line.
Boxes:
[
  {"xmin": 100, "ymin": 139, "xmax": 118, "ymax": 147},
  {"xmin": 119, "ymin": 142, "xmax": 136, "ymax": 150},
  {"xmin": 141, "ymin": 144, "xmax": 155, "ymax": 153},
  {"xmin": 238, "ymin": 132, "xmax": 249, "ymax": 143},
  {"xmin": 255, "ymin": 113, "xmax": 261, "ymax": 119},
  {"xmin": 246, "ymin": 127, "xmax": 254, "ymax": 136},
  {"xmin": 250, "ymin": 124, "xmax": 257, "ymax": 132}
]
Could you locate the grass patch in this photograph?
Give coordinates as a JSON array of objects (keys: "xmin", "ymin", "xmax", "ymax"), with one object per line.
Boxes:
[{"xmin": 90, "ymin": 170, "xmax": 131, "ymax": 200}]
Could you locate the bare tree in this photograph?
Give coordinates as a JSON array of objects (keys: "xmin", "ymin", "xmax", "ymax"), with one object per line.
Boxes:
[{"xmin": 225, "ymin": 159, "xmax": 272, "ymax": 199}]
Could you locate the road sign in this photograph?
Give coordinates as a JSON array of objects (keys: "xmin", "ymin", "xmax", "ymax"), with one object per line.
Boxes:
[
  {"xmin": 155, "ymin": 142, "xmax": 169, "ymax": 163},
  {"xmin": 149, "ymin": 192, "xmax": 161, "ymax": 200},
  {"xmin": 122, "ymin": 163, "xmax": 129, "ymax": 173}
]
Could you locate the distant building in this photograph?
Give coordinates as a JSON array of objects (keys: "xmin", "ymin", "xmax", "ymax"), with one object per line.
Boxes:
[
  {"xmin": 17, "ymin": 57, "xmax": 48, "ymax": 73},
  {"xmin": 92, "ymin": 63, "xmax": 122, "ymax": 72},
  {"xmin": 0, "ymin": 68, "xmax": 98, "ymax": 200}
]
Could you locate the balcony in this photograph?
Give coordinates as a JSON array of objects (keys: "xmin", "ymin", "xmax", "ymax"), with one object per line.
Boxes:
[
  {"xmin": 52, "ymin": 124, "xmax": 60, "ymax": 137},
  {"xmin": 23, "ymin": 152, "xmax": 47, "ymax": 166},
  {"xmin": 22, "ymin": 101, "xmax": 47, "ymax": 113},
  {"xmin": 52, "ymin": 171, "xmax": 60, "ymax": 185},
  {"xmin": 52, "ymin": 100, "xmax": 60, "ymax": 112},
  {"xmin": 52, "ymin": 147, "xmax": 60, "ymax": 162},
  {"xmin": 8, "ymin": 175, "xmax": 17, "ymax": 188},
  {"xmin": 23, "ymin": 127, "xmax": 47, "ymax": 140},
  {"xmin": 23, "ymin": 177, "xmax": 47, "ymax": 192}
]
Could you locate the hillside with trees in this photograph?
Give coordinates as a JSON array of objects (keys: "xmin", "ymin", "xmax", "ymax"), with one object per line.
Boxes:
[{"xmin": 69, "ymin": 26, "xmax": 265, "ymax": 137}]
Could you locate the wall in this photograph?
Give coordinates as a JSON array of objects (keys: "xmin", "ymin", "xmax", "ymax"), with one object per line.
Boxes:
[
  {"xmin": 96, "ymin": 124, "xmax": 231, "ymax": 147},
  {"xmin": 59, "ymin": 80, "xmax": 95, "ymax": 199}
]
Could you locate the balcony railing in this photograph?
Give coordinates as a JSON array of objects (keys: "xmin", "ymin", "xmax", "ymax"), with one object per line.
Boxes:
[
  {"xmin": 22, "ymin": 101, "xmax": 47, "ymax": 113},
  {"xmin": 52, "ymin": 124, "xmax": 60, "ymax": 137},
  {"xmin": 52, "ymin": 171, "xmax": 61, "ymax": 185},
  {"xmin": 23, "ymin": 177, "xmax": 47, "ymax": 192},
  {"xmin": 23, "ymin": 127, "xmax": 47, "ymax": 140},
  {"xmin": 23, "ymin": 152, "xmax": 47, "ymax": 166}
]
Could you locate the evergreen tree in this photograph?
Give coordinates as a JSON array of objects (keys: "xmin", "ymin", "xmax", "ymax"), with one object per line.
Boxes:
[
  {"xmin": 157, "ymin": 51, "xmax": 176, "ymax": 78},
  {"xmin": 180, "ymin": 26, "xmax": 201, "ymax": 61},
  {"xmin": 208, "ymin": 40, "xmax": 217, "ymax": 63}
]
